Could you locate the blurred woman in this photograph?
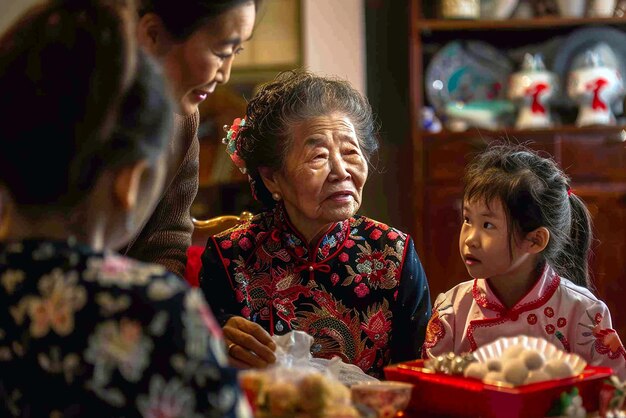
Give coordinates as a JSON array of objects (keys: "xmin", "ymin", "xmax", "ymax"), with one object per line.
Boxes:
[
  {"xmin": 0, "ymin": 2, "xmax": 249, "ymax": 416},
  {"xmin": 127, "ymin": 0, "xmax": 262, "ymax": 277}
]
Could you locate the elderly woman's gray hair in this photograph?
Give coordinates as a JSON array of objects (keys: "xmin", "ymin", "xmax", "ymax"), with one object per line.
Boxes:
[{"xmin": 237, "ymin": 70, "xmax": 379, "ymax": 207}]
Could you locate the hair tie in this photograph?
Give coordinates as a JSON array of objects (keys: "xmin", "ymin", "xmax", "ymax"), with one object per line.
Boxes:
[
  {"xmin": 222, "ymin": 117, "xmax": 247, "ymax": 174},
  {"xmin": 567, "ymin": 187, "xmax": 573, "ymax": 197}
]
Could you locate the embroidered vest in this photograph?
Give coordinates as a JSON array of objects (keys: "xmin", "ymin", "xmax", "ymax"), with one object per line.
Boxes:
[{"xmin": 211, "ymin": 205, "xmax": 408, "ymax": 377}]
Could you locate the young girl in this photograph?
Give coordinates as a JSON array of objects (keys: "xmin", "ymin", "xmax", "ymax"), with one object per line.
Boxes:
[
  {"xmin": 0, "ymin": 1, "xmax": 249, "ymax": 416},
  {"xmin": 422, "ymin": 144, "xmax": 626, "ymax": 379}
]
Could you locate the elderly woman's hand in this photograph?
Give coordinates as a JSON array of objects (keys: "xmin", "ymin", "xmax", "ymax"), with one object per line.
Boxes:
[{"xmin": 223, "ymin": 316, "xmax": 277, "ymax": 368}]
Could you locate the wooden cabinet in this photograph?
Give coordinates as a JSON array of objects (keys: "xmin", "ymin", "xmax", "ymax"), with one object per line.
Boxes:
[{"xmin": 408, "ymin": 1, "xmax": 626, "ymax": 338}]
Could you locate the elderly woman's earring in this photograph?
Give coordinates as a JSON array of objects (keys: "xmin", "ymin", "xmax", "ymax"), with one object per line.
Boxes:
[{"xmin": 272, "ymin": 192, "xmax": 282, "ymax": 201}]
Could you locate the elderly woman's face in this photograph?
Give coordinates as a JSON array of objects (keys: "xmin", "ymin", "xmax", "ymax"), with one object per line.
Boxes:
[{"xmin": 271, "ymin": 112, "xmax": 368, "ymax": 238}]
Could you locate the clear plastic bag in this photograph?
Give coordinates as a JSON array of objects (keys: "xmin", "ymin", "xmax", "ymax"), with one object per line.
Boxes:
[
  {"xmin": 272, "ymin": 330, "xmax": 379, "ymax": 386},
  {"xmin": 239, "ymin": 331, "xmax": 378, "ymax": 418}
]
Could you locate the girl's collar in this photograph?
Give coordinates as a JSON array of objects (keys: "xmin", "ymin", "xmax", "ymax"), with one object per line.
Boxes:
[{"xmin": 472, "ymin": 263, "xmax": 561, "ymax": 315}]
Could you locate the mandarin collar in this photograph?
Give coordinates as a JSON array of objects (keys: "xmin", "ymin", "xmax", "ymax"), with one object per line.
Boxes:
[
  {"xmin": 271, "ymin": 202, "xmax": 350, "ymax": 262},
  {"xmin": 472, "ymin": 264, "xmax": 561, "ymax": 316}
]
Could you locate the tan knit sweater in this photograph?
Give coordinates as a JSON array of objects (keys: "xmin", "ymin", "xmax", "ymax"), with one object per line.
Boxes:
[{"xmin": 125, "ymin": 110, "xmax": 200, "ymax": 277}]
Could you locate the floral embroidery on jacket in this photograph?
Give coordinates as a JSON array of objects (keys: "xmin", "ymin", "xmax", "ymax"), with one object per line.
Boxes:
[
  {"xmin": 422, "ymin": 306, "xmax": 447, "ymax": 355},
  {"xmin": 10, "ymin": 269, "xmax": 87, "ymax": 338},
  {"xmin": 0, "ymin": 240, "xmax": 246, "ymax": 417},
  {"xmin": 579, "ymin": 310, "xmax": 626, "ymax": 360}
]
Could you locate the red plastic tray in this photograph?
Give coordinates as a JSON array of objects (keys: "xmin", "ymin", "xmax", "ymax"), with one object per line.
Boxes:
[{"xmin": 384, "ymin": 360, "xmax": 613, "ymax": 418}]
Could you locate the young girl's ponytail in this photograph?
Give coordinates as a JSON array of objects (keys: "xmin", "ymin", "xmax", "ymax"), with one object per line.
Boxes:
[{"xmin": 554, "ymin": 191, "xmax": 593, "ymax": 289}]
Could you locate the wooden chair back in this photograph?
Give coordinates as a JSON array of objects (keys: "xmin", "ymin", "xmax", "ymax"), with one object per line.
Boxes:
[{"xmin": 191, "ymin": 211, "xmax": 254, "ymax": 246}]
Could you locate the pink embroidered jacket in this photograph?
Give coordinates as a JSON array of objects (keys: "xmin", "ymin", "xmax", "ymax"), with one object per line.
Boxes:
[{"xmin": 422, "ymin": 265, "xmax": 626, "ymax": 379}]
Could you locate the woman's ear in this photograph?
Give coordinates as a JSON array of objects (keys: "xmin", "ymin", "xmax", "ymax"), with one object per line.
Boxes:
[
  {"xmin": 113, "ymin": 160, "xmax": 149, "ymax": 211},
  {"xmin": 136, "ymin": 13, "xmax": 169, "ymax": 56},
  {"xmin": 525, "ymin": 227, "xmax": 550, "ymax": 254},
  {"xmin": 258, "ymin": 166, "xmax": 281, "ymax": 195}
]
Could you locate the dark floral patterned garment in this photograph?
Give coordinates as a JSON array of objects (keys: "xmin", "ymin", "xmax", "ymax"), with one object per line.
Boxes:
[
  {"xmin": 0, "ymin": 239, "xmax": 250, "ymax": 418},
  {"xmin": 200, "ymin": 204, "xmax": 431, "ymax": 378}
]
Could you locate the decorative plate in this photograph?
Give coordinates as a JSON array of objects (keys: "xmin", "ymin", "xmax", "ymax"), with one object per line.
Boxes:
[
  {"xmin": 472, "ymin": 335, "xmax": 587, "ymax": 376},
  {"xmin": 425, "ymin": 41, "xmax": 513, "ymax": 115},
  {"xmin": 553, "ymin": 26, "xmax": 626, "ymax": 109}
]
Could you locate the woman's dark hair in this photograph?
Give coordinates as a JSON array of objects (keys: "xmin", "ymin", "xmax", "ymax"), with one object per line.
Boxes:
[
  {"xmin": 138, "ymin": 0, "xmax": 262, "ymax": 40},
  {"xmin": 463, "ymin": 143, "xmax": 593, "ymax": 288},
  {"xmin": 237, "ymin": 70, "xmax": 379, "ymax": 208},
  {"xmin": 0, "ymin": 0, "xmax": 173, "ymax": 209}
]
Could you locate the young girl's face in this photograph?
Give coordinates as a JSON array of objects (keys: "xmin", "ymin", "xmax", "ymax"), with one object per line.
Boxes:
[{"xmin": 459, "ymin": 198, "xmax": 532, "ymax": 281}]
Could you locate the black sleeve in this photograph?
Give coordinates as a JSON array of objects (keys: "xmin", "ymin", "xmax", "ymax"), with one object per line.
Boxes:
[
  {"xmin": 391, "ymin": 236, "xmax": 432, "ymax": 363},
  {"xmin": 199, "ymin": 238, "xmax": 238, "ymax": 327}
]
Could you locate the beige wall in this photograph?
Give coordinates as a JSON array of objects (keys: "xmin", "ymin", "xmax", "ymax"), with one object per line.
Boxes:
[
  {"xmin": 2, "ymin": 0, "xmax": 367, "ymax": 97},
  {"xmin": 0, "ymin": 0, "xmax": 43, "ymax": 33},
  {"xmin": 302, "ymin": 0, "xmax": 366, "ymax": 95}
]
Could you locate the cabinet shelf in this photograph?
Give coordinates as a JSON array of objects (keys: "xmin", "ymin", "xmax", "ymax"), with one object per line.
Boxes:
[
  {"xmin": 420, "ymin": 125, "xmax": 626, "ymax": 141},
  {"xmin": 416, "ymin": 16, "xmax": 626, "ymax": 32},
  {"xmin": 409, "ymin": 1, "xmax": 626, "ymax": 341}
]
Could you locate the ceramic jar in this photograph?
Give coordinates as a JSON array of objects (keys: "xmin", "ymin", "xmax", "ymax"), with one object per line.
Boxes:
[
  {"xmin": 508, "ymin": 53, "xmax": 558, "ymax": 129},
  {"xmin": 568, "ymin": 50, "xmax": 625, "ymax": 126},
  {"xmin": 556, "ymin": 0, "xmax": 586, "ymax": 17},
  {"xmin": 441, "ymin": 0, "xmax": 480, "ymax": 19},
  {"xmin": 588, "ymin": 0, "xmax": 617, "ymax": 17}
]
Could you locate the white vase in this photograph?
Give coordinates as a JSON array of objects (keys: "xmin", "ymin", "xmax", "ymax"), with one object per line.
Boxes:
[
  {"xmin": 508, "ymin": 54, "xmax": 558, "ymax": 129},
  {"xmin": 568, "ymin": 66, "xmax": 624, "ymax": 126},
  {"xmin": 556, "ymin": 0, "xmax": 586, "ymax": 17}
]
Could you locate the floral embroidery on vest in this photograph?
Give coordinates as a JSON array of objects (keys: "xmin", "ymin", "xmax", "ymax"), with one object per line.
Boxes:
[{"xmin": 212, "ymin": 204, "xmax": 407, "ymax": 377}]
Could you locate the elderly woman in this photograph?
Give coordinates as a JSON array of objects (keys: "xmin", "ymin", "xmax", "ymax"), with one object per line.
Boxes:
[{"xmin": 199, "ymin": 70, "xmax": 431, "ymax": 378}]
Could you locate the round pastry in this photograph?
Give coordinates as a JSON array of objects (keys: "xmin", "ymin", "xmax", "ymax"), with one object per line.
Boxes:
[
  {"xmin": 544, "ymin": 358, "xmax": 574, "ymax": 379},
  {"xmin": 464, "ymin": 362, "xmax": 488, "ymax": 380},
  {"xmin": 521, "ymin": 349, "xmax": 545, "ymax": 371},
  {"xmin": 486, "ymin": 359, "xmax": 503, "ymax": 372},
  {"xmin": 525, "ymin": 370, "xmax": 551, "ymax": 384},
  {"xmin": 266, "ymin": 381, "xmax": 299, "ymax": 417},
  {"xmin": 503, "ymin": 358, "xmax": 529, "ymax": 386},
  {"xmin": 502, "ymin": 345, "xmax": 526, "ymax": 360},
  {"xmin": 483, "ymin": 371, "xmax": 506, "ymax": 384}
]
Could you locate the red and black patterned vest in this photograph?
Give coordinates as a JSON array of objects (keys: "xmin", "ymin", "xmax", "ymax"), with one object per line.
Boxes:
[{"xmin": 203, "ymin": 204, "xmax": 412, "ymax": 377}]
